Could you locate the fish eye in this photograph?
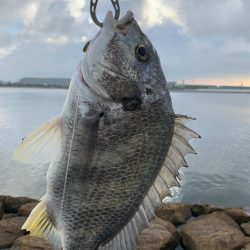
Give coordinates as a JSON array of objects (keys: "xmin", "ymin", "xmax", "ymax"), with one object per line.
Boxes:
[{"xmin": 135, "ymin": 44, "xmax": 149, "ymax": 61}]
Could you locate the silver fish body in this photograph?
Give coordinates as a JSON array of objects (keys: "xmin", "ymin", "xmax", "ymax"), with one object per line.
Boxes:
[{"xmin": 14, "ymin": 10, "xmax": 199, "ymax": 250}]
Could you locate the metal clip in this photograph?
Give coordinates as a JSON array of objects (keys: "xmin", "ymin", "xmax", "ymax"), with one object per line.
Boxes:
[{"xmin": 90, "ymin": 0, "xmax": 120, "ymax": 28}]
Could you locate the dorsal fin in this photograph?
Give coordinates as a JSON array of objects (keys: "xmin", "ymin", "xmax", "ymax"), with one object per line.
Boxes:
[
  {"xmin": 22, "ymin": 198, "xmax": 62, "ymax": 249},
  {"xmin": 12, "ymin": 115, "xmax": 62, "ymax": 165},
  {"xmin": 99, "ymin": 114, "xmax": 200, "ymax": 250}
]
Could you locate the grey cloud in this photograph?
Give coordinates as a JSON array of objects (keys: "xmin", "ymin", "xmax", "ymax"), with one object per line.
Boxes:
[
  {"xmin": 0, "ymin": 0, "xmax": 249, "ymax": 84},
  {"xmin": 177, "ymin": 0, "xmax": 250, "ymax": 40},
  {"xmin": 0, "ymin": 0, "xmax": 33, "ymax": 24}
]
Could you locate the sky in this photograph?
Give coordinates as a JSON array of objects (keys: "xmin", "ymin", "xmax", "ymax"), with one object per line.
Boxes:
[{"xmin": 0, "ymin": 0, "xmax": 250, "ymax": 86}]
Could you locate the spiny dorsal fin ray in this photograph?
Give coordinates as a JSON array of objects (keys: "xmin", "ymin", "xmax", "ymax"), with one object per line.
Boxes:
[
  {"xmin": 99, "ymin": 114, "xmax": 199, "ymax": 250},
  {"xmin": 175, "ymin": 114, "xmax": 195, "ymax": 125},
  {"xmin": 22, "ymin": 198, "xmax": 61, "ymax": 249},
  {"xmin": 172, "ymin": 134, "xmax": 197, "ymax": 155},
  {"xmin": 160, "ymin": 165, "xmax": 180, "ymax": 188},
  {"xmin": 167, "ymin": 145, "xmax": 188, "ymax": 169},
  {"xmin": 153, "ymin": 175, "xmax": 171, "ymax": 200},
  {"xmin": 12, "ymin": 115, "xmax": 62, "ymax": 165},
  {"xmin": 128, "ymin": 223, "xmax": 136, "ymax": 249},
  {"xmin": 164, "ymin": 157, "xmax": 182, "ymax": 179},
  {"xmin": 174, "ymin": 123, "xmax": 201, "ymax": 141},
  {"xmin": 142, "ymin": 195, "xmax": 155, "ymax": 222}
]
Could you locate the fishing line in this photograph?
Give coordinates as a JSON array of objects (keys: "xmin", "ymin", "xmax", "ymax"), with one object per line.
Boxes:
[
  {"xmin": 58, "ymin": 0, "xmax": 121, "ymax": 226},
  {"xmin": 59, "ymin": 91, "xmax": 80, "ymax": 221}
]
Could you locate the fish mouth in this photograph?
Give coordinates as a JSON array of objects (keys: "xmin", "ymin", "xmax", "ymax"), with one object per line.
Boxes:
[
  {"xmin": 81, "ymin": 11, "xmax": 139, "ymax": 103},
  {"xmin": 102, "ymin": 11, "xmax": 134, "ymax": 35}
]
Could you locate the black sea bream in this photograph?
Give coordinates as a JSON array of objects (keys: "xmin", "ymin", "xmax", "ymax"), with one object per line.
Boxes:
[{"xmin": 14, "ymin": 11, "xmax": 200, "ymax": 250}]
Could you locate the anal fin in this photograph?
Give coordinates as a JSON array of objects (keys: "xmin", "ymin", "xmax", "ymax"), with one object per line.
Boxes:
[{"xmin": 22, "ymin": 198, "xmax": 61, "ymax": 249}]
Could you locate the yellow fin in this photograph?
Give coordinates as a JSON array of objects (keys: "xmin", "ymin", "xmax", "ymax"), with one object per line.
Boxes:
[
  {"xmin": 22, "ymin": 198, "xmax": 61, "ymax": 248},
  {"xmin": 13, "ymin": 116, "xmax": 62, "ymax": 165}
]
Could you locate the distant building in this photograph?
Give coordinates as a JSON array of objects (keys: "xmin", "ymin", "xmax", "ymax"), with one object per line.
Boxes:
[{"xmin": 167, "ymin": 81, "xmax": 177, "ymax": 89}]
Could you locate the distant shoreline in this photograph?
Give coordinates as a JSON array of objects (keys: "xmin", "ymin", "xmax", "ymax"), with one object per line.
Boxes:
[
  {"xmin": 0, "ymin": 84, "xmax": 68, "ymax": 89},
  {"xmin": 1, "ymin": 85, "xmax": 250, "ymax": 94},
  {"xmin": 170, "ymin": 89, "xmax": 250, "ymax": 94}
]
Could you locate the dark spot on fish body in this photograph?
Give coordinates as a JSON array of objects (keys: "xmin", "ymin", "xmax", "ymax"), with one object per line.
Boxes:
[
  {"xmin": 120, "ymin": 96, "xmax": 142, "ymax": 111},
  {"xmin": 99, "ymin": 112, "xmax": 104, "ymax": 118},
  {"xmin": 146, "ymin": 87, "xmax": 153, "ymax": 95}
]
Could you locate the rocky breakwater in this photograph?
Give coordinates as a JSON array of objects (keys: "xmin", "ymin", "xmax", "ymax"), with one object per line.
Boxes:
[
  {"xmin": 0, "ymin": 195, "xmax": 250, "ymax": 249},
  {"xmin": 0, "ymin": 195, "xmax": 52, "ymax": 249}
]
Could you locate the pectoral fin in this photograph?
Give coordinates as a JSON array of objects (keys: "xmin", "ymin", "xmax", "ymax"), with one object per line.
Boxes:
[{"xmin": 12, "ymin": 115, "xmax": 62, "ymax": 165}]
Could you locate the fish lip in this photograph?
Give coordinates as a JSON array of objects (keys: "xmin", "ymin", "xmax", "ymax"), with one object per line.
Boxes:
[
  {"xmin": 103, "ymin": 10, "xmax": 134, "ymax": 27},
  {"xmin": 102, "ymin": 11, "xmax": 134, "ymax": 35},
  {"xmin": 102, "ymin": 11, "xmax": 117, "ymax": 32},
  {"xmin": 116, "ymin": 11, "xmax": 134, "ymax": 34}
]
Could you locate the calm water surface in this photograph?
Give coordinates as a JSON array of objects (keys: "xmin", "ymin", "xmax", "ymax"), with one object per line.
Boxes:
[{"xmin": 0, "ymin": 87, "xmax": 250, "ymax": 207}]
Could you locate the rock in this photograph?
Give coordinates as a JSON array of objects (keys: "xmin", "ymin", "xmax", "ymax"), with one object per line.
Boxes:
[
  {"xmin": 11, "ymin": 235, "xmax": 53, "ymax": 250},
  {"xmin": 0, "ymin": 216, "xmax": 27, "ymax": 249},
  {"xmin": 225, "ymin": 208, "xmax": 250, "ymax": 224},
  {"xmin": 245, "ymin": 244, "xmax": 250, "ymax": 250},
  {"xmin": 139, "ymin": 217, "xmax": 179, "ymax": 250},
  {"xmin": 0, "ymin": 229, "xmax": 23, "ymax": 249},
  {"xmin": 156, "ymin": 203, "xmax": 192, "ymax": 226},
  {"xmin": 241, "ymin": 222, "xmax": 250, "ymax": 236},
  {"xmin": 246, "ymin": 237, "xmax": 250, "ymax": 245},
  {"xmin": 191, "ymin": 204, "xmax": 223, "ymax": 217},
  {"xmin": 4, "ymin": 196, "xmax": 37, "ymax": 213},
  {"xmin": 181, "ymin": 212, "xmax": 247, "ymax": 250},
  {"xmin": 0, "ymin": 197, "xmax": 4, "ymax": 220},
  {"xmin": 18, "ymin": 202, "xmax": 38, "ymax": 216},
  {"xmin": 2, "ymin": 213, "xmax": 17, "ymax": 219},
  {"xmin": 0, "ymin": 216, "xmax": 27, "ymax": 232}
]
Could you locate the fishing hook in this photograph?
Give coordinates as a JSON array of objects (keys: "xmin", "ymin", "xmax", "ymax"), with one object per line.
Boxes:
[{"xmin": 90, "ymin": 0, "xmax": 120, "ymax": 28}]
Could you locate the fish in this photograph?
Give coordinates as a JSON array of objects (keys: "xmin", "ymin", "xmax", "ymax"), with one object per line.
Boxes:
[{"xmin": 13, "ymin": 10, "xmax": 200, "ymax": 250}]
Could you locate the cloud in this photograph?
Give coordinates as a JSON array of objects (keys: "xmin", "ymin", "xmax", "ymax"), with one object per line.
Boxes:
[
  {"xmin": 176, "ymin": 0, "xmax": 250, "ymax": 40},
  {"xmin": 67, "ymin": 0, "xmax": 86, "ymax": 22},
  {"xmin": 0, "ymin": 0, "xmax": 181, "ymax": 54},
  {"xmin": 0, "ymin": 0, "xmax": 94, "ymax": 56},
  {"xmin": 23, "ymin": 2, "xmax": 39, "ymax": 26},
  {"xmin": 43, "ymin": 35, "xmax": 70, "ymax": 45},
  {"xmin": 0, "ymin": 0, "xmax": 250, "ymax": 84},
  {"xmin": 0, "ymin": 45, "xmax": 17, "ymax": 58},
  {"xmin": 0, "ymin": 25, "xmax": 19, "ymax": 58},
  {"xmin": 140, "ymin": 0, "xmax": 183, "ymax": 29}
]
